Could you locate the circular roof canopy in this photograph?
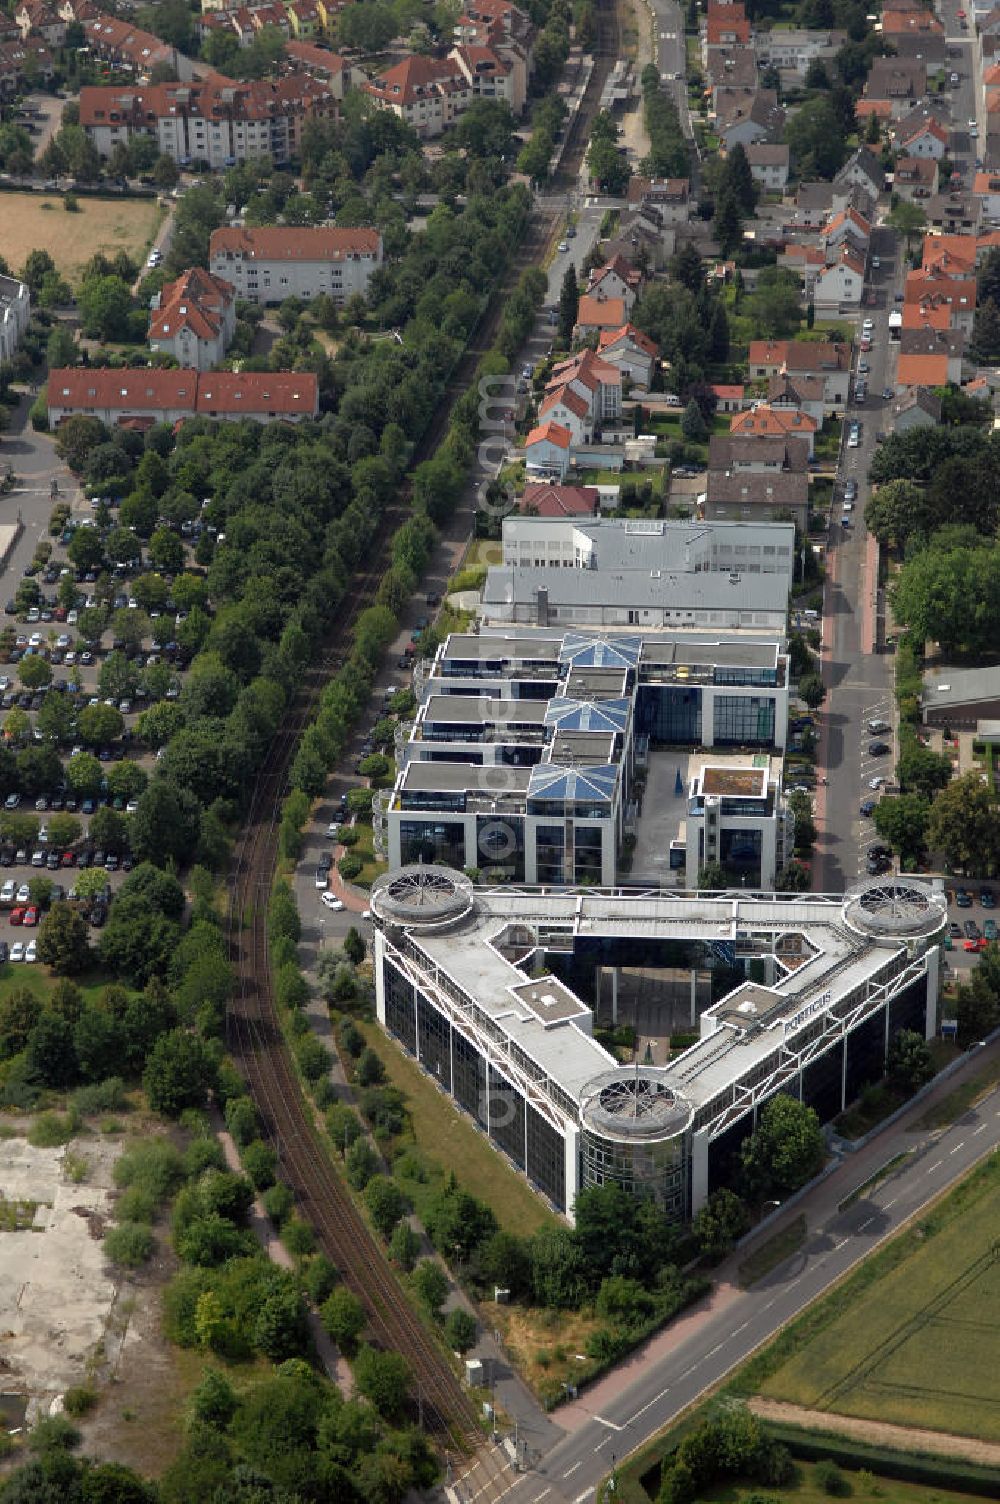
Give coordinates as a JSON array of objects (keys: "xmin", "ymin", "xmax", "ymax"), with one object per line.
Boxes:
[
  {"xmin": 580, "ymin": 1068, "xmax": 693, "ymax": 1144},
  {"xmin": 370, "ymin": 864, "xmax": 475, "ymax": 928},
  {"xmin": 842, "ymin": 877, "xmax": 947, "ymax": 939}
]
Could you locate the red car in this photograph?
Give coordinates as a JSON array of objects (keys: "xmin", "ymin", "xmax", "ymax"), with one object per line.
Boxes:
[
  {"xmin": 9, "ymin": 907, "xmax": 24, "ymax": 926},
  {"xmin": 963, "ymin": 937, "xmax": 987, "ymax": 952},
  {"xmin": 61, "ymin": 850, "xmax": 76, "ymax": 867},
  {"xmin": 23, "ymin": 907, "xmax": 38, "ymax": 928}
]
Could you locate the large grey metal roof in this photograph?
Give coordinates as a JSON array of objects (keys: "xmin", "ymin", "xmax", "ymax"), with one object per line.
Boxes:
[
  {"xmin": 483, "ymin": 566, "xmax": 784, "ymax": 613},
  {"xmin": 384, "ymin": 877, "xmax": 946, "ymax": 1130}
]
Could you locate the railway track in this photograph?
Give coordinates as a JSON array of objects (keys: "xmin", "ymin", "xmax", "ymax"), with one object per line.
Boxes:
[{"xmin": 225, "ymin": 0, "xmax": 624, "ymax": 1474}]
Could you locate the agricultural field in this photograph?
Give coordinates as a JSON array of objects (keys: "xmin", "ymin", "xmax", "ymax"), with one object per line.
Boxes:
[
  {"xmin": 757, "ymin": 1159, "xmax": 1000, "ymax": 1441},
  {"xmin": 0, "ymin": 193, "xmax": 162, "ymax": 284}
]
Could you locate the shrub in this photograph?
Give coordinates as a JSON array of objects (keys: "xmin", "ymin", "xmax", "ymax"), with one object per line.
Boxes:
[
  {"xmin": 345, "ymin": 1137, "xmax": 378, "ymax": 1190},
  {"xmin": 29, "ymin": 1110, "xmax": 78, "ymax": 1147},
  {"xmin": 104, "ymin": 1221, "xmax": 155, "ymax": 1267},
  {"xmin": 320, "ymin": 1286, "xmax": 366, "ymax": 1352},
  {"xmin": 262, "ymin": 1181, "xmax": 294, "ymax": 1226},
  {"xmin": 412, "ymin": 1258, "xmax": 448, "ymax": 1317},
  {"xmin": 63, "ymin": 1386, "xmax": 97, "ymax": 1417},
  {"xmin": 356, "ymin": 1047, "xmax": 385, "ymax": 1087},
  {"xmin": 114, "ymin": 1137, "xmax": 185, "ymax": 1203},
  {"xmin": 282, "ymin": 1217, "xmax": 317, "ymax": 1257},
  {"xmin": 815, "ymin": 1461, "xmax": 852, "ymax": 1497},
  {"xmin": 241, "ymin": 1139, "xmax": 277, "ymax": 1190},
  {"xmin": 326, "ymin": 1103, "xmax": 362, "ymax": 1152},
  {"xmin": 72, "ymin": 1077, "xmax": 127, "ymax": 1115},
  {"xmin": 224, "ymin": 1095, "xmax": 258, "ymax": 1146},
  {"xmin": 444, "ymin": 1308, "xmax": 477, "ymax": 1353},
  {"xmin": 30, "ymin": 1415, "xmax": 81, "ymax": 1453},
  {"xmin": 303, "ymin": 1253, "xmax": 338, "ymax": 1305},
  {"xmin": 339, "ymin": 1020, "xmax": 364, "ymax": 1058},
  {"xmin": 296, "ymin": 1034, "xmax": 331, "ymax": 1083},
  {"xmin": 116, "ymin": 1186, "xmax": 157, "ymax": 1224},
  {"xmin": 338, "ymin": 853, "xmax": 362, "ymax": 880}
]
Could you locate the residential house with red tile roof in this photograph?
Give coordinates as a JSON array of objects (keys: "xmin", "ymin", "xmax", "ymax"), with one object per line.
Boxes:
[
  {"xmin": 518, "ymin": 483, "xmax": 600, "ymax": 518},
  {"xmin": 706, "ymin": 0, "xmax": 749, "ymax": 47},
  {"xmin": 573, "ymin": 295, "xmax": 629, "ymax": 339},
  {"xmin": 904, "ymin": 266, "xmax": 977, "ymax": 333},
  {"xmin": 524, "ymin": 421, "xmax": 571, "ymax": 478},
  {"xmin": 596, "ymin": 324, "xmax": 660, "ymax": 389},
  {"xmin": 81, "ymin": 12, "xmax": 194, "ymax": 79},
  {"xmin": 766, "ymin": 372, "xmax": 825, "ymax": 425},
  {"xmin": 14, "ymin": 0, "xmax": 63, "ymax": 45},
  {"xmin": 363, "ymin": 54, "xmax": 471, "ymax": 136},
  {"xmin": 747, "ymin": 339, "xmax": 851, "ymax": 409},
  {"xmin": 708, "ymin": 383, "xmax": 745, "ymax": 413},
  {"xmin": 209, "ymin": 224, "xmax": 382, "ymax": 303},
  {"xmin": 80, "ymin": 72, "xmax": 334, "ymax": 166},
  {"xmin": 449, "ymin": 42, "xmax": 519, "ymax": 110},
  {"xmin": 814, "ymin": 245, "xmax": 867, "ymax": 313},
  {"xmin": 729, "ymin": 403, "xmax": 817, "ymax": 457},
  {"xmin": 46, "ymin": 368, "xmax": 319, "ymax": 427},
  {"xmin": 587, "ymin": 254, "xmax": 643, "ymax": 313},
  {"xmin": 538, "ymin": 384, "xmax": 594, "ymax": 444},
  {"xmin": 882, "ymin": 6, "xmax": 942, "ymax": 34},
  {"xmin": 148, "ymin": 267, "xmax": 236, "ymax": 370},
  {"xmin": 898, "ymin": 117, "xmax": 949, "ymax": 158},
  {"xmin": 283, "ymin": 40, "xmax": 363, "ymax": 96},
  {"xmin": 0, "ymin": 36, "xmax": 52, "ymax": 91}
]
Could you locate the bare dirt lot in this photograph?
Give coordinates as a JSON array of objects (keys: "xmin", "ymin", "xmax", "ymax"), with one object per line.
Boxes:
[
  {"xmin": 0, "ymin": 1132, "xmax": 124, "ymax": 1423},
  {"xmin": 0, "ymin": 192, "xmax": 162, "ymax": 284}
]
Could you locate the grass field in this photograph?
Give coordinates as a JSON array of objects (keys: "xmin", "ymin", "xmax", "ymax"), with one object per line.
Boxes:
[
  {"xmin": 356, "ymin": 1017, "xmax": 556, "ymax": 1237},
  {"xmin": 0, "ymin": 192, "xmax": 163, "ymax": 284},
  {"xmin": 755, "ymin": 1156, "xmax": 1000, "ymax": 1441},
  {"xmin": 692, "ymin": 1460, "xmax": 995, "ymax": 1504},
  {"xmin": 0, "ymin": 963, "xmax": 124, "ymax": 1011}
]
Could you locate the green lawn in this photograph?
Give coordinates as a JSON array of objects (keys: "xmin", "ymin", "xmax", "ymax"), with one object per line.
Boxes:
[
  {"xmin": 738, "ymin": 1215, "xmax": 807, "ymax": 1288},
  {"xmin": 0, "ymin": 963, "xmax": 125, "ymax": 1011},
  {"xmin": 356, "ymin": 1018, "xmax": 556, "ymax": 1237},
  {"xmin": 751, "ymin": 1156, "xmax": 1000, "ymax": 1440},
  {"xmin": 694, "ymin": 1461, "xmax": 996, "ymax": 1504}
]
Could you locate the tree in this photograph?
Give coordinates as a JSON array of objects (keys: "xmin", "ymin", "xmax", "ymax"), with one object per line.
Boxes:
[
  {"xmin": 557, "ymin": 262, "xmax": 579, "ymax": 348},
  {"xmin": 353, "ymin": 1345, "xmax": 411, "ymax": 1420},
  {"xmin": 242, "ymin": 1139, "xmax": 277, "ymax": 1190},
  {"xmin": 444, "ymin": 1308, "xmax": 477, "ymax": 1353},
  {"xmin": 971, "ymin": 299, "xmax": 1000, "ymax": 362},
  {"xmin": 864, "ymin": 479, "xmax": 931, "ymax": 551},
  {"xmin": 671, "ymin": 242, "xmax": 703, "ymax": 293},
  {"xmin": 714, "ymin": 191, "xmax": 744, "ymax": 255},
  {"xmin": 357, "ymin": 1047, "xmax": 386, "ymax": 1087},
  {"xmin": 723, "ymin": 143, "xmax": 756, "ymax": 214},
  {"xmin": 887, "ymin": 1028, "xmax": 934, "ymax": 1093},
  {"xmin": 78, "ymin": 276, "xmax": 134, "ymax": 343},
  {"xmin": 363, "ymin": 1175, "xmax": 406, "ymax": 1239},
  {"xmin": 927, "ymin": 770, "xmax": 1000, "ymax": 875},
  {"xmin": 0, "ymin": 987, "xmax": 43, "ymax": 1058},
  {"xmin": 681, "ymin": 398, "xmax": 708, "ymax": 443},
  {"xmin": 888, "ymin": 198, "xmax": 927, "ymax": 252},
  {"xmin": 88, "ymin": 808, "xmax": 129, "ymax": 855},
  {"xmin": 748, "ymin": 269, "xmax": 803, "ymax": 339},
  {"xmin": 343, "ymin": 926, "xmax": 366, "ymax": 965},
  {"xmin": 784, "ymin": 96, "xmax": 848, "ymax": 178},
  {"xmin": 740, "ymin": 1094, "xmax": 825, "ymax": 1197},
  {"xmin": 254, "ymin": 1283, "xmax": 308, "ymax": 1362},
  {"xmin": 799, "ymin": 673, "xmax": 826, "ymax": 710},
  {"xmin": 691, "ymin": 1187, "xmax": 751, "ymax": 1259},
  {"xmin": 389, "ymin": 1220, "xmax": 420, "ymax": 1272},
  {"xmin": 26, "ymin": 1011, "xmax": 77, "ymax": 1088},
  {"xmin": 412, "ymin": 1258, "xmax": 448, "ymax": 1316},
  {"xmin": 77, "ymin": 702, "xmax": 124, "ymax": 747},
  {"xmin": 142, "ymin": 1030, "xmax": 215, "ymax": 1116},
  {"xmin": 18, "ymin": 655, "xmax": 52, "ymax": 691},
  {"xmin": 698, "ymin": 862, "xmax": 729, "ymax": 890},
  {"xmin": 873, "ymin": 793, "xmax": 929, "ymax": 864},
  {"xmin": 896, "ymin": 743, "xmax": 951, "ymax": 800},
  {"xmin": 131, "ymin": 778, "xmax": 201, "ymax": 865},
  {"xmin": 37, "ymin": 904, "xmax": 90, "ymax": 976},
  {"xmin": 321, "ymin": 1287, "xmax": 366, "ymax": 1352}
]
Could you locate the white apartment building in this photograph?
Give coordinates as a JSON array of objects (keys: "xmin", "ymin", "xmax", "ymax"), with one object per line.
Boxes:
[
  {"xmin": 0, "ymin": 275, "xmax": 30, "ymax": 365},
  {"xmin": 208, "ymin": 225, "xmax": 383, "ymax": 305}
]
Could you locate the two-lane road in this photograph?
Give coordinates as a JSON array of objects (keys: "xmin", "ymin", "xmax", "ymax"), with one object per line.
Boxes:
[{"xmin": 456, "ymin": 1045, "xmax": 1000, "ymax": 1504}]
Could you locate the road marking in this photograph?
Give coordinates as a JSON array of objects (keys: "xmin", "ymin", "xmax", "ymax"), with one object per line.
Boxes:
[
  {"xmin": 927, "ymin": 1160, "xmax": 943, "ymax": 1173},
  {"xmin": 733, "ymin": 1321, "xmax": 749, "ymax": 1335},
  {"xmin": 563, "ymin": 1463, "xmax": 582, "ymax": 1480},
  {"xmin": 974, "ymin": 1123, "xmax": 987, "ymax": 1135},
  {"xmin": 573, "ymin": 1492, "xmax": 593, "ymax": 1504},
  {"xmin": 532, "ymin": 1490, "xmax": 551, "ymax": 1502},
  {"xmin": 761, "ymin": 1298, "xmax": 776, "ymax": 1311},
  {"xmin": 883, "ymin": 1197, "xmax": 897, "ymax": 1210},
  {"xmin": 858, "ymin": 1216, "xmax": 874, "ymax": 1230},
  {"xmin": 594, "ymin": 1416, "xmax": 624, "ymax": 1432},
  {"xmin": 626, "ymin": 1385, "xmax": 672, "ymax": 1426},
  {"xmin": 950, "ymin": 1142, "xmax": 964, "ymax": 1154}
]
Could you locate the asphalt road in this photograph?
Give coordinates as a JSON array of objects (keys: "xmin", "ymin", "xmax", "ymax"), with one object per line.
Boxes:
[
  {"xmin": 812, "ymin": 225, "xmax": 900, "ymax": 894},
  {"xmin": 458, "ymin": 1042, "xmax": 1000, "ymax": 1504}
]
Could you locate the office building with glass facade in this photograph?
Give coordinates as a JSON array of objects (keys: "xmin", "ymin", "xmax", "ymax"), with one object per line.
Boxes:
[
  {"xmin": 386, "ymin": 629, "xmax": 792, "ymax": 885},
  {"xmin": 371, "ymin": 867, "xmax": 946, "ymax": 1224}
]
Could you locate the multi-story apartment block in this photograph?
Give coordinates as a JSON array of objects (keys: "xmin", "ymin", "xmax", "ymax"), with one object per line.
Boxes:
[{"xmin": 208, "ymin": 225, "xmax": 383, "ymax": 304}]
